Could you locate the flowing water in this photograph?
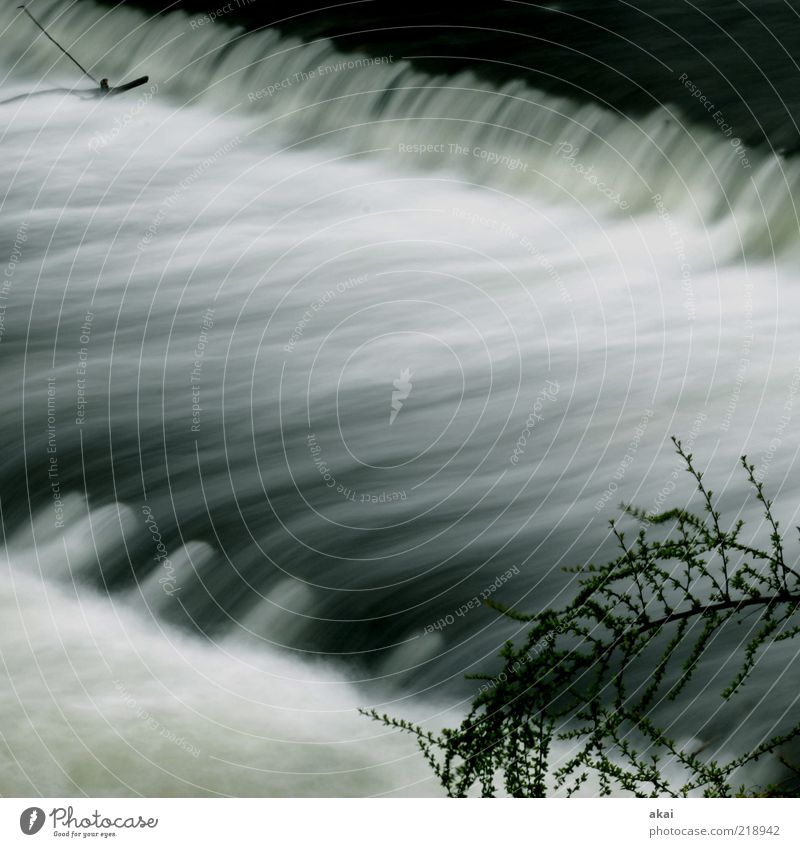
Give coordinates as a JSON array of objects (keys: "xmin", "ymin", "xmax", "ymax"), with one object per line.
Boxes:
[{"xmin": 2, "ymin": 0, "xmax": 800, "ymax": 796}]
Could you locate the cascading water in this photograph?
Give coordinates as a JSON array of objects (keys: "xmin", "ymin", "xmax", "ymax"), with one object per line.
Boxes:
[{"xmin": 2, "ymin": 0, "xmax": 800, "ymax": 796}]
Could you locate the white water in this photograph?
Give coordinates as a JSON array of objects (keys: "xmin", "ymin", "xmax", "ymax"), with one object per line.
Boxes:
[
  {"xmin": 0, "ymin": 543, "xmax": 439, "ymax": 796},
  {"xmin": 2, "ymin": 0, "xmax": 800, "ymax": 795}
]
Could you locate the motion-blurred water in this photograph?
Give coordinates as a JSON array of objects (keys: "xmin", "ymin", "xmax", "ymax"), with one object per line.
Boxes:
[{"xmin": 2, "ymin": 0, "xmax": 800, "ymax": 795}]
